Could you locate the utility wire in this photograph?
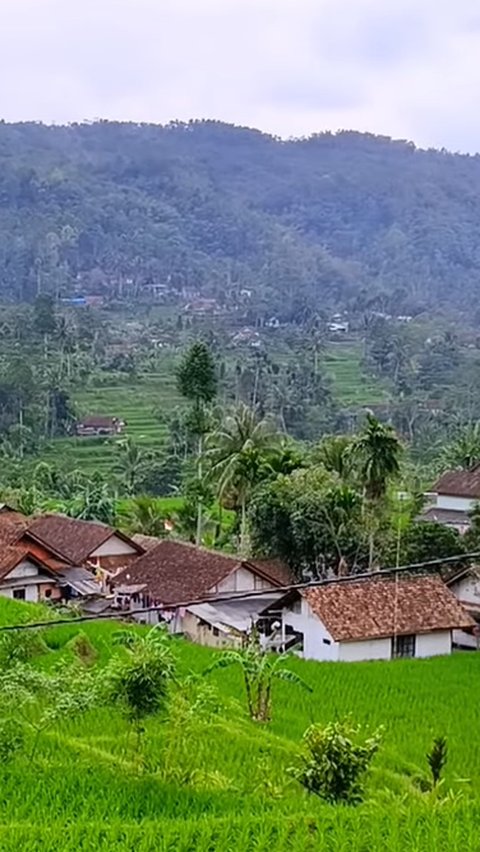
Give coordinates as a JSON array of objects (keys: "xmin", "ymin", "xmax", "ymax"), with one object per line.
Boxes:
[{"xmin": 0, "ymin": 549, "xmax": 476, "ymax": 634}]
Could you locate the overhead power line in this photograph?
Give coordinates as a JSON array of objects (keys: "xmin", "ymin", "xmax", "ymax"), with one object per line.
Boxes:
[{"xmin": 0, "ymin": 549, "xmax": 476, "ymax": 634}]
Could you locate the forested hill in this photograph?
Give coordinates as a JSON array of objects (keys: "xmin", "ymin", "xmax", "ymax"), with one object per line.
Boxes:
[{"xmin": 2, "ymin": 120, "xmax": 480, "ymax": 319}]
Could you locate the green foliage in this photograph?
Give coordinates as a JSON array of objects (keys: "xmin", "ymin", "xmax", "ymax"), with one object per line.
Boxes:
[
  {"xmin": 0, "ymin": 629, "xmax": 47, "ymax": 669},
  {"xmin": 105, "ymin": 627, "xmax": 176, "ymax": 732},
  {"xmin": 291, "ymin": 720, "xmax": 382, "ymax": 804},
  {"xmin": 204, "ymin": 632, "xmax": 312, "ymax": 722},
  {"xmin": 0, "ymin": 718, "xmax": 24, "ymax": 763},
  {"xmin": 177, "ymin": 342, "xmax": 217, "ymax": 410},
  {"xmin": 427, "ymin": 736, "xmax": 448, "ymax": 787},
  {"xmin": 250, "ymin": 468, "xmax": 368, "ymax": 577},
  {"xmin": 397, "ymin": 522, "xmax": 465, "ymax": 567},
  {"xmin": 350, "ymin": 414, "xmax": 402, "ymax": 502}
]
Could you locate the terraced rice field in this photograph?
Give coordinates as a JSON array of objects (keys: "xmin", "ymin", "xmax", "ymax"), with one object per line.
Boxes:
[
  {"xmin": 44, "ymin": 366, "xmax": 183, "ymax": 474},
  {"xmin": 325, "ymin": 341, "xmax": 388, "ymax": 406}
]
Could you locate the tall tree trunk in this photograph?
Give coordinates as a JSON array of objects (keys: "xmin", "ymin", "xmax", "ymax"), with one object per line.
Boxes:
[
  {"xmin": 195, "ymin": 434, "xmax": 203, "ymax": 546},
  {"xmin": 239, "ymin": 493, "xmax": 248, "ymax": 555}
]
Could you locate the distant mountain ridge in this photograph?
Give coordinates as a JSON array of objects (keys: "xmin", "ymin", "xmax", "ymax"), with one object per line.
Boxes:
[{"xmin": 1, "ymin": 120, "xmax": 480, "ymax": 320}]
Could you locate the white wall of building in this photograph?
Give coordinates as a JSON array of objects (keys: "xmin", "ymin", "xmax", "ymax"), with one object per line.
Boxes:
[
  {"xmin": 450, "ymin": 575, "xmax": 480, "ymax": 606},
  {"xmin": 416, "ymin": 630, "xmax": 451, "ymax": 657},
  {"xmin": 215, "ymin": 566, "xmax": 274, "ymax": 594},
  {"xmin": 282, "ymin": 598, "xmax": 339, "ymax": 661},
  {"xmin": 338, "ymin": 637, "xmax": 391, "ymax": 662},
  {"xmin": 437, "ymin": 495, "xmax": 474, "ymax": 511},
  {"xmin": 91, "ymin": 535, "xmax": 137, "ymax": 557},
  {"xmin": 453, "ymin": 628, "xmax": 477, "ymax": 649},
  {"xmin": 7, "ymin": 560, "xmax": 40, "ymax": 578}
]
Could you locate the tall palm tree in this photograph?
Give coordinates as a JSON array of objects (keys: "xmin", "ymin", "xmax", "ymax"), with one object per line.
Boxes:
[
  {"xmin": 112, "ymin": 437, "xmax": 147, "ymax": 495},
  {"xmin": 350, "ymin": 414, "xmax": 402, "ymax": 503},
  {"xmin": 350, "ymin": 414, "xmax": 402, "ymax": 568},
  {"xmin": 206, "ymin": 403, "xmax": 280, "ymax": 553}
]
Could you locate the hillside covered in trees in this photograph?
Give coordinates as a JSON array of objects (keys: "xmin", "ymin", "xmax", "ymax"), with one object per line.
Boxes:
[{"xmin": 2, "ymin": 120, "xmax": 480, "ymax": 321}]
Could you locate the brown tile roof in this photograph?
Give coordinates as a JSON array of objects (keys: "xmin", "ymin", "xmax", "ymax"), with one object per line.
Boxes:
[
  {"xmin": 132, "ymin": 533, "xmax": 163, "ymax": 551},
  {"xmin": 246, "ymin": 558, "xmax": 293, "ymax": 587},
  {"xmin": 27, "ymin": 515, "xmax": 141, "ymax": 565},
  {"xmin": 113, "ymin": 540, "xmax": 290, "ymax": 605},
  {"xmin": 433, "ymin": 466, "xmax": 480, "ymax": 498},
  {"xmin": 0, "ymin": 511, "xmax": 30, "ymax": 545},
  {"xmin": 303, "ymin": 576, "xmax": 474, "ymax": 642}
]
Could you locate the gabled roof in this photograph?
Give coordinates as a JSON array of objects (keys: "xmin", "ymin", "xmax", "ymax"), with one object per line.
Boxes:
[
  {"xmin": 77, "ymin": 416, "xmax": 119, "ymax": 428},
  {"xmin": 300, "ymin": 576, "xmax": 473, "ymax": 642},
  {"xmin": 433, "ymin": 466, "xmax": 480, "ymax": 498},
  {"xmin": 113, "ymin": 539, "xmax": 291, "ymax": 605},
  {"xmin": 0, "ymin": 546, "xmax": 56, "ymax": 581},
  {"xmin": 27, "ymin": 515, "xmax": 142, "ymax": 565}
]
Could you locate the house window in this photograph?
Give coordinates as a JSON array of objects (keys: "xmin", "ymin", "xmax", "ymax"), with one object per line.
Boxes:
[
  {"xmin": 290, "ymin": 598, "xmax": 302, "ymax": 614},
  {"xmin": 323, "ymin": 638, "xmax": 331, "ymax": 645},
  {"xmin": 13, "ymin": 588, "xmax": 26, "ymax": 600},
  {"xmin": 392, "ymin": 634, "xmax": 416, "ymax": 659},
  {"xmin": 213, "ymin": 627, "xmax": 219, "ymax": 637}
]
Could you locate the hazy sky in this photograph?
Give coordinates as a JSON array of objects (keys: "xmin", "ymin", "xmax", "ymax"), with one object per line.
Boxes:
[{"xmin": 2, "ymin": 0, "xmax": 480, "ymax": 152}]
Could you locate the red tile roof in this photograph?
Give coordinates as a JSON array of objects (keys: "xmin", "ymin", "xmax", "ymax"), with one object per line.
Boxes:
[
  {"xmin": 113, "ymin": 540, "xmax": 291, "ymax": 605},
  {"xmin": 303, "ymin": 576, "xmax": 473, "ymax": 642},
  {"xmin": 433, "ymin": 466, "xmax": 480, "ymax": 498}
]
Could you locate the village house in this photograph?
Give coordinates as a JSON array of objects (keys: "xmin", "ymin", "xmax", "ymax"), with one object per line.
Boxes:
[
  {"xmin": 112, "ymin": 539, "xmax": 291, "ymax": 646},
  {"xmin": 0, "ymin": 510, "xmax": 142, "ymax": 604},
  {"xmin": 447, "ymin": 566, "xmax": 480, "ymax": 649},
  {"xmin": 75, "ymin": 416, "xmax": 124, "ymax": 437},
  {"xmin": 261, "ymin": 576, "xmax": 473, "ymax": 662},
  {"xmin": 421, "ymin": 466, "xmax": 480, "ymax": 533},
  {"xmin": 25, "ymin": 515, "xmax": 143, "ymax": 577}
]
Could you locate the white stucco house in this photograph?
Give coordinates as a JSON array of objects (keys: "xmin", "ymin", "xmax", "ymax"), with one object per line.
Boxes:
[
  {"xmin": 0, "ymin": 547, "xmax": 61, "ymax": 603},
  {"xmin": 261, "ymin": 575, "xmax": 474, "ymax": 662},
  {"xmin": 447, "ymin": 567, "xmax": 480, "ymax": 649},
  {"xmin": 421, "ymin": 467, "xmax": 480, "ymax": 533}
]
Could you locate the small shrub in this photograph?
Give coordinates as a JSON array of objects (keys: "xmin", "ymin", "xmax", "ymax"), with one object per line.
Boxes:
[
  {"xmin": 0, "ymin": 629, "xmax": 46, "ymax": 668},
  {"xmin": 0, "ymin": 718, "xmax": 24, "ymax": 763},
  {"xmin": 427, "ymin": 736, "xmax": 448, "ymax": 787},
  {"xmin": 290, "ymin": 719, "xmax": 382, "ymax": 804},
  {"xmin": 67, "ymin": 631, "xmax": 98, "ymax": 666}
]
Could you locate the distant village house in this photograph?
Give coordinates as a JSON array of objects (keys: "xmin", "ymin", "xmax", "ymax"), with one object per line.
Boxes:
[{"xmin": 75, "ymin": 416, "xmax": 125, "ymax": 437}]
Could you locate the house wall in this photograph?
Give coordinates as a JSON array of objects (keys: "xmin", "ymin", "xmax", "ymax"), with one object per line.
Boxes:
[
  {"xmin": 182, "ymin": 611, "xmax": 242, "ymax": 649},
  {"xmin": 450, "ymin": 575, "xmax": 480, "ymax": 606},
  {"xmin": 214, "ymin": 566, "xmax": 274, "ymax": 594},
  {"xmin": 282, "ymin": 598, "xmax": 339, "ymax": 661},
  {"xmin": 437, "ymin": 495, "xmax": 474, "ymax": 511},
  {"xmin": 338, "ymin": 638, "xmax": 391, "ymax": 662},
  {"xmin": 8, "ymin": 560, "xmax": 41, "ymax": 578},
  {"xmin": 416, "ymin": 631, "xmax": 451, "ymax": 657},
  {"xmin": 91, "ymin": 536, "xmax": 137, "ymax": 557},
  {"xmin": 449, "ymin": 576, "xmax": 480, "ymax": 649}
]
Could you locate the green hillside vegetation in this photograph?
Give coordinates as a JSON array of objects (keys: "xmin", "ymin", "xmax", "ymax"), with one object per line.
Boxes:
[
  {"xmin": 3, "ymin": 121, "xmax": 480, "ymax": 320},
  {"xmin": 0, "ymin": 598, "xmax": 479, "ymax": 850}
]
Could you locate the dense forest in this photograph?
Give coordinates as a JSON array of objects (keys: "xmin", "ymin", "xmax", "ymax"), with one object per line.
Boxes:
[{"xmin": 2, "ymin": 120, "xmax": 480, "ymax": 320}]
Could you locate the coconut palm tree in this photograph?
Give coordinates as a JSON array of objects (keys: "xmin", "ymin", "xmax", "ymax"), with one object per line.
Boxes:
[
  {"xmin": 349, "ymin": 414, "xmax": 402, "ymax": 568},
  {"xmin": 112, "ymin": 437, "xmax": 148, "ymax": 495},
  {"xmin": 350, "ymin": 414, "xmax": 402, "ymax": 503},
  {"xmin": 441, "ymin": 422, "xmax": 480, "ymax": 471},
  {"xmin": 205, "ymin": 403, "xmax": 280, "ymax": 553}
]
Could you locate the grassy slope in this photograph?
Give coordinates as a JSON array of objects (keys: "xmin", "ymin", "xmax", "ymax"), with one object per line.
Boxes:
[
  {"xmin": 0, "ymin": 600, "xmax": 479, "ymax": 850},
  {"xmin": 325, "ymin": 341, "xmax": 389, "ymax": 406}
]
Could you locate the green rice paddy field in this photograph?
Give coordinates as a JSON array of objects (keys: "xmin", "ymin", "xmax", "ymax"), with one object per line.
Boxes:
[
  {"xmin": 45, "ymin": 343, "xmax": 387, "ymax": 474},
  {"xmin": 0, "ymin": 598, "xmax": 479, "ymax": 851}
]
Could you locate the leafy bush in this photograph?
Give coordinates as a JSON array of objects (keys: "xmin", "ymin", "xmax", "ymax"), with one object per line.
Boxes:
[
  {"xmin": 0, "ymin": 718, "xmax": 24, "ymax": 763},
  {"xmin": 290, "ymin": 720, "xmax": 382, "ymax": 804}
]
